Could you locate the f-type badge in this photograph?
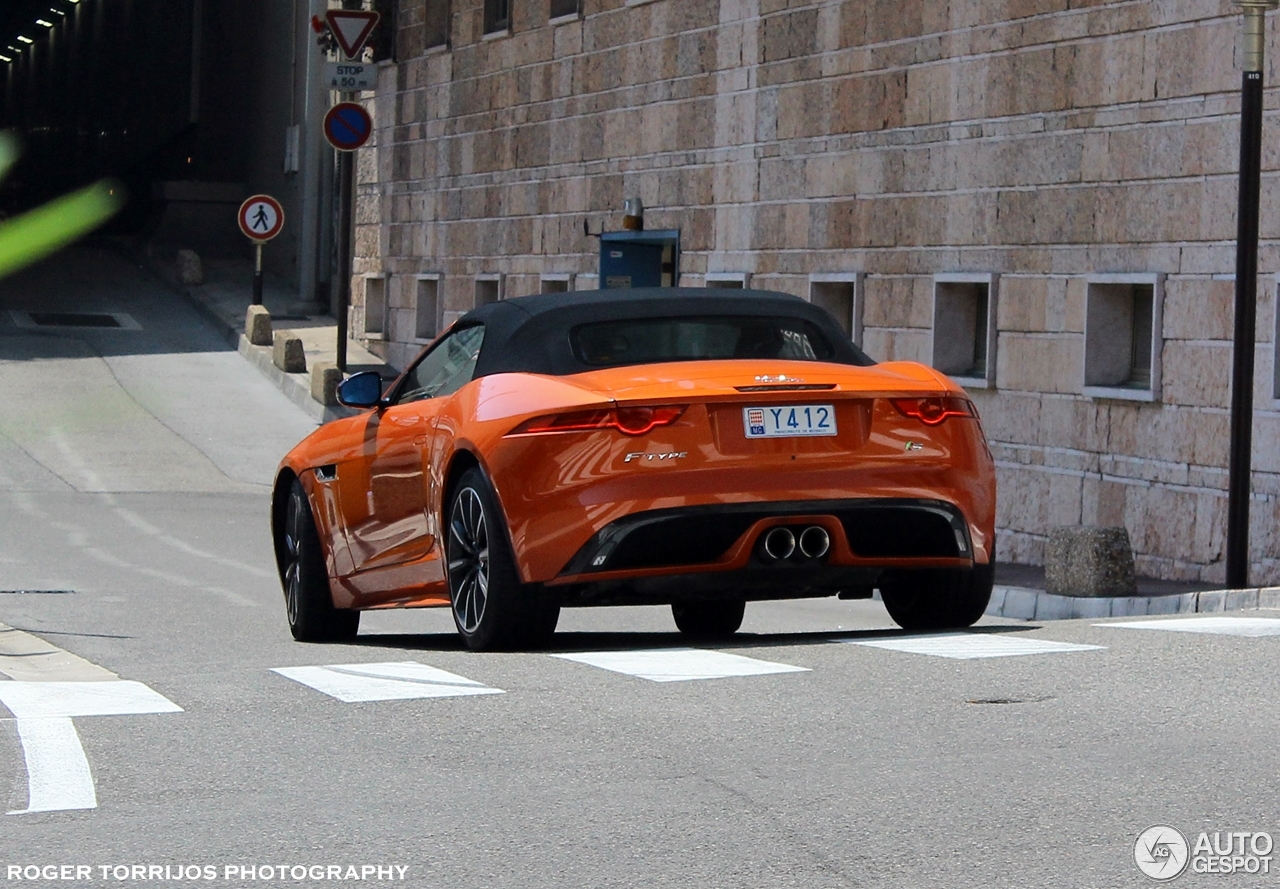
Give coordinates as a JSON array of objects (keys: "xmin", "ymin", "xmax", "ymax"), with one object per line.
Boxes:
[
  {"xmin": 624, "ymin": 451, "xmax": 688, "ymax": 463},
  {"xmin": 904, "ymin": 441, "xmax": 924, "ymax": 452}
]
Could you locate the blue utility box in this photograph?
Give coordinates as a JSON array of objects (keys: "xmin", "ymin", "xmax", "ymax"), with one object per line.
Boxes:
[{"xmin": 599, "ymin": 230, "xmax": 680, "ymax": 288}]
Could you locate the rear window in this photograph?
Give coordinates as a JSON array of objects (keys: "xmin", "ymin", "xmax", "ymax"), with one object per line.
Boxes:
[{"xmin": 570, "ymin": 316, "xmax": 836, "ymax": 368}]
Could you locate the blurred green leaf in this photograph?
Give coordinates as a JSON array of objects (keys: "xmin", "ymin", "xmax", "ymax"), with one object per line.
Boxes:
[
  {"xmin": 0, "ymin": 131, "xmax": 17, "ymax": 180},
  {"xmin": 0, "ymin": 179, "xmax": 125, "ymax": 280}
]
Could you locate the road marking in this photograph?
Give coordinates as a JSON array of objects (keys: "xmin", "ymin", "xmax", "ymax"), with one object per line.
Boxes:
[
  {"xmin": 110, "ymin": 505, "xmax": 274, "ymax": 579},
  {"xmin": 9, "ymin": 718, "xmax": 95, "ymax": 813},
  {"xmin": 0, "ymin": 680, "xmax": 181, "ymax": 816},
  {"xmin": 847, "ymin": 633, "xmax": 1105, "ymax": 659},
  {"xmin": 0, "ymin": 624, "xmax": 182, "ymax": 815},
  {"xmin": 551, "ymin": 648, "xmax": 810, "ymax": 682},
  {"xmin": 1096, "ymin": 616, "xmax": 1280, "ymax": 637},
  {"xmin": 0, "ymin": 680, "xmax": 182, "ymax": 718},
  {"xmin": 271, "ymin": 662, "xmax": 503, "ymax": 703},
  {"xmin": 45, "ymin": 520, "xmax": 261, "ymax": 607}
]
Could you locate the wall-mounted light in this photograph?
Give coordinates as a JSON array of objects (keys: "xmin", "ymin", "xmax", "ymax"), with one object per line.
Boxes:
[
  {"xmin": 16, "ymin": 36, "xmax": 34, "ymax": 44},
  {"xmin": 622, "ymin": 197, "xmax": 643, "ymax": 231},
  {"xmin": 0, "ymin": 54, "xmax": 11, "ymax": 63},
  {"xmin": 36, "ymin": 19, "xmax": 54, "ymax": 28}
]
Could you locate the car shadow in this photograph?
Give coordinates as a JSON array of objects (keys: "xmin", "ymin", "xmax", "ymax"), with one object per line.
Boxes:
[
  {"xmin": 349, "ymin": 623, "xmax": 1044, "ymax": 655},
  {"xmin": 348, "ymin": 632, "xmax": 467, "ymax": 652},
  {"xmin": 541, "ymin": 623, "xmax": 1043, "ymax": 653}
]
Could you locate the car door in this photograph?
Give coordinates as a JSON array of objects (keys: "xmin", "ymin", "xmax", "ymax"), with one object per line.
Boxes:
[{"xmin": 341, "ymin": 324, "xmax": 486, "ymax": 574}]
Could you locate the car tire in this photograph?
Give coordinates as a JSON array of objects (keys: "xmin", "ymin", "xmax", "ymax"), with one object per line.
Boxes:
[
  {"xmin": 282, "ymin": 479, "xmax": 360, "ymax": 642},
  {"xmin": 671, "ymin": 599, "xmax": 746, "ymax": 640},
  {"xmin": 447, "ymin": 467, "xmax": 560, "ymax": 651},
  {"xmin": 879, "ymin": 564, "xmax": 994, "ymax": 631}
]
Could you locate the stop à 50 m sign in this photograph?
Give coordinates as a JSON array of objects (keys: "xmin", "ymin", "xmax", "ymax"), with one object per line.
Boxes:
[{"xmin": 324, "ymin": 62, "xmax": 375, "ymax": 91}]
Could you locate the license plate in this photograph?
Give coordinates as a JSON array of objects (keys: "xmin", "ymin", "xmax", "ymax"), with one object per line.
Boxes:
[{"xmin": 743, "ymin": 405, "xmax": 837, "ymax": 438}]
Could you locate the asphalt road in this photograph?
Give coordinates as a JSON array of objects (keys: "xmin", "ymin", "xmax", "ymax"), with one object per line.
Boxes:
[{"xmin": 1, "ymin": 248, "xmax": 1278, "ymax": 888}]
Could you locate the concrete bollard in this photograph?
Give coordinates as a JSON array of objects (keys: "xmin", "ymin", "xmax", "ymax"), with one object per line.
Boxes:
[
  {"xmin": 311, "ymin": 361, "xmax": 342, "ymax": 405},
  {"xmin": 272, "ymin": 331, "xmax": 306, "ymax": 374},
  {"xmin": 176, "ymin": 249, "xmax": 203, "ymax": 285},
  {"xmin": 245, "ymin": 305, "xmax": 272, "ymax": 346},
  {"xmin": 1045, "ymin": 526, "xmax": 1137, "ymax": 597}
]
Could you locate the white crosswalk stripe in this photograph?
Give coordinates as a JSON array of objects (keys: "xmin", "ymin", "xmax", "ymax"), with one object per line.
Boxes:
[
  {"xmin": 1096, "ymin": 616, "xmax": 1280, "ymax": 636},
  {"xmin": 270, "ymin": 661, "xmax": 503, "ymax": 702},
  {"xmin": 846, "ymin": 633, "xmax": 1105, "ymax": 660},
  {"xmin": 551, "ymin": 648, "xmax": 810, "ymax": 682}
]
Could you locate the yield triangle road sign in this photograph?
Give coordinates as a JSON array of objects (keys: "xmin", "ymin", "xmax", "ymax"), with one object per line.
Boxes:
[{"xmin": 326, "ymin": 10, "xmax": 380, "ymax": 60}]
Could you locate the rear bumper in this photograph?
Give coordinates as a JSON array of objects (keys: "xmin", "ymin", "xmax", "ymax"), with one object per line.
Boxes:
[
  {"xmin": 488, "ymin": 396, "xmax": 996, "ymax": 583},
  {"xmin": 548, "ymin": 497, "xmax": 978, "ymax": 604}
]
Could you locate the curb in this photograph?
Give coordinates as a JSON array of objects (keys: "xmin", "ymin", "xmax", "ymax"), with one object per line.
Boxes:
[{"xmin": 986, "ymin": 585, "xmax": 1280, "ymax": 621}]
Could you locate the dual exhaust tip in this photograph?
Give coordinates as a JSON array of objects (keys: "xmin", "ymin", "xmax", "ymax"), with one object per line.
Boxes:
[{"xmin": 760, "ymin": 525, "xmax": 830, "ymax": 562}]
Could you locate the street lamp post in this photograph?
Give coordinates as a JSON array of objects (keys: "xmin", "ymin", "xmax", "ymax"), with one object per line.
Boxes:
[{"xmin": 1227, "ymin": 1, "xmax": 1279, "ymax": 588}]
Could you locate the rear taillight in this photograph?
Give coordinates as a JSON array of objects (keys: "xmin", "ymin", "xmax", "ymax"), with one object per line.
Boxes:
[
  {"xmin": 890, "ymin": 397, "xmax": 975, "ymax": 426},
  {"xmin": 509, "ymin": 405, "xmax": 686, "ymax": 437}
]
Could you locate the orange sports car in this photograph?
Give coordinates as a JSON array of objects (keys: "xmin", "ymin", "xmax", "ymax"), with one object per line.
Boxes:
[{"xmin": 272, "ymin": 288, "xmax": 996, "ymax": 650}]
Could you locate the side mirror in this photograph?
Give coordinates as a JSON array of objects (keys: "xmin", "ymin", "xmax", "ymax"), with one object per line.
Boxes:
[{"xmin": 337, "ymin": 371, "xmax": 384, "ymax": 408}]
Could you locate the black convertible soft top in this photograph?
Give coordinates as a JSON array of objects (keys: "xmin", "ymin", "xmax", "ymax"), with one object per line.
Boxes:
[{"xmin": 460, "ymin": 288, "xmax": 876, "ymax": 376}]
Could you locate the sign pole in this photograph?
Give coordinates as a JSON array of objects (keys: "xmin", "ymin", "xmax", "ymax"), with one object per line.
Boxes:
[
  {"xmin": 335, "ymin": 139, "xmax": 353, "ymax": 373},
  {"xmin": 1226, "ymin": 0, "xmax": 1278, "ymax": 588},
  {"xmin": 317, "ymin": 9, "xmax": 379, "ymax": 374},
  {"xmin": 253, "ymin": 243, "xmax": 264, "ymax": 306}
]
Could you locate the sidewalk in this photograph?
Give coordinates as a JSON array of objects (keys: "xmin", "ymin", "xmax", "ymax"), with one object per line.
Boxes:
[{"xmin": 146, "ymin": 251, "xmax": 396, "ymax": 423}]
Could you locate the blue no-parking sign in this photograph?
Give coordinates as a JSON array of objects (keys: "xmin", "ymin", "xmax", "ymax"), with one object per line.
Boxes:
[{"xmin": 324, "ymin": 102, "xmax": 372, "ymax": 152}]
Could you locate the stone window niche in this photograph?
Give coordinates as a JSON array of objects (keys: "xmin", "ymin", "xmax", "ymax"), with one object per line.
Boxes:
[
  {"xmin": 414, "ymin": 275, "xmax": 442, "ymax": 343},
  {"xmin": 474, "ymin": 275, "xmax": 503, "ymax": 308},
  {"xmin": 363, "ymin": 275, "xmax": 387, "ymax": 339},
  {"xmin": 1272, "ymin": 274, "xmax": 1280, "ymax": 401},
  {"xmin": 540, "ymin": 273, "xmax": 574, "ymax": 293},
  {"xmin": 1083, "ymin": 274, "xmax": 1163, "ymax": 402},
  {"xmin": 425, "ymin": 0, "xmax": 451, "ymax": 49},
  {"xmin": 809, "ymin": 273, "xmax": 864, "ymax": 346},
  {"xmin": 931, "ymin": 273, "xmax": 998, "ymax": 388},
  {"xmin": 549, "ymin": 0, "xmax": 581, "ymax": 23},
  {"xmin": 483, "ymin": 0, "xmax": 510, "ymax": 35},
  {"xmin": 705, "ymin": 272, "xmax": 749, "ymax": 289}
]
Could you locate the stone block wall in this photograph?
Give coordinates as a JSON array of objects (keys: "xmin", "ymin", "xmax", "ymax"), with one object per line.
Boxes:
[{"xmin": 352, "ymin": 0, "xmax": 1280, "ymax": 583}]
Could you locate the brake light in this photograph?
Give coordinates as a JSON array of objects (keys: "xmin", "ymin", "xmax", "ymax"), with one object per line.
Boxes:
[
  {"xmin": 510, "ymin": 405, "xmax": 686, "ymax": 436},
  {"xmin": 890, "ymin": 397, "xmax": 975, "ymax": 426}
]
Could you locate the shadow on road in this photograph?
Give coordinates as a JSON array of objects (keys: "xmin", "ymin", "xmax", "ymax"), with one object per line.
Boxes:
[
  {"xmin": 348, "ymin": 623, "xmax": 1043, "ymax": 655},
  {"xmin": 0, "ymin": 243, "xmax": 237, "ymax": 361}
]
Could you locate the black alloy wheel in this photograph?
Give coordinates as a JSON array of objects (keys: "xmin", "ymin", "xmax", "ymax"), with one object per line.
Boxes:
[
  {"xmin": 448, "ymin": 485, "xmax": 490, "ymax": 636},
  {"xmin": 281, "ymin": 478, "xmax": 359, "ymax": 642},
  {"xmin": 446, "ymin": 467, "xmax": 559, "ymax": 651}
]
